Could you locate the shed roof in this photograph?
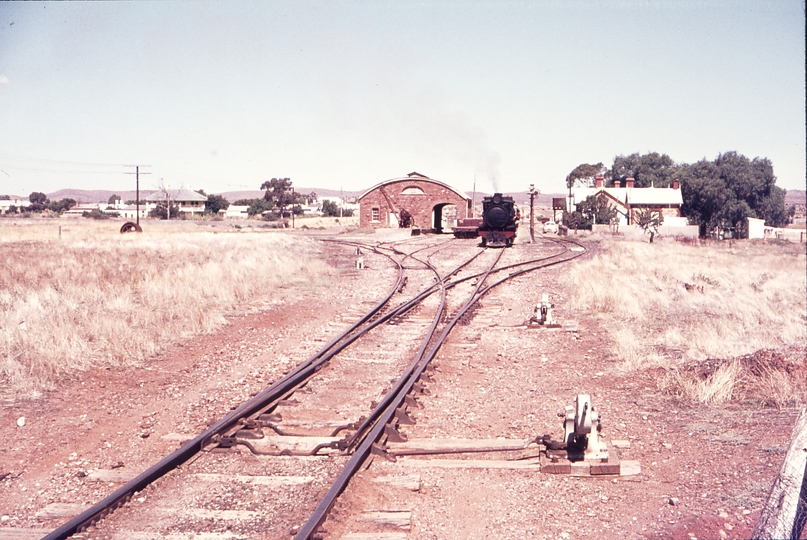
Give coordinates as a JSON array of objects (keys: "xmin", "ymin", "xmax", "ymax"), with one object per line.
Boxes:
[
  {"xmin": 358, "ymin": 173, "xmax": 470, "ymax": 202},
  {"xmin": 145, "ymin": 189, "xmax": 207, "ymax": 203},
  {"xmin": 572, "ymin": 186, "xmax": 682, "ymax": 206}
]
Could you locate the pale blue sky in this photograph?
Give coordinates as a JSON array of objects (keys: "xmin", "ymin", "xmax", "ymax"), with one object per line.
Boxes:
[{"xmin": 0, "ymin": 1, "xmax": 804, "ymax": 197}]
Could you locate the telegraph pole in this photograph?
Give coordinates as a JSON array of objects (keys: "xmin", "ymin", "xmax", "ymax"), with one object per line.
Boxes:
[
  {"xmin": 124, "ymin": 165, "xmax": 150, "ymax": 228},
  {"xmin": 529, "ymin": 183, "xmax": 536, "ymax": 243}
]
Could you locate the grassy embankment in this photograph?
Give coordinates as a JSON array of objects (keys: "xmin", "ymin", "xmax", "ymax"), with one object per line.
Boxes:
[
  {"xmin": 563, "ymin": 240, "xmax": 806, "ymax": 406},
  {"xmin": 0, "ymin": 220, "xmax": 332, "ymax": 398}
]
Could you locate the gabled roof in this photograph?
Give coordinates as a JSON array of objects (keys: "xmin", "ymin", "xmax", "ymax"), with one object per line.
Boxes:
[
  {"xmin": 626, "ymin": 186, "xmax": 683, "ymax": 205},
  {"xmin": 571, "ymin": 186, "xmax": 682, "ymax": 206},
  {"xmin": 145, "ymin": 189, "xmax": 207, "ymax": 203},
  {"xmin": 358, "ymin": 174, "xmax": 470, "ymax": 202}
]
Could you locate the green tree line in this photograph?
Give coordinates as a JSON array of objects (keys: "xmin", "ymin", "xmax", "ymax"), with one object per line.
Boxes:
[{"xmin": 564, "ymin": 151, "xmax": 793, "ymax": 236}]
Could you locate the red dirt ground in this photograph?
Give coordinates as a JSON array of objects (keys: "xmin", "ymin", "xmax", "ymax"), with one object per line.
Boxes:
[{"xmin": 0, "ymin": 234, "xmax": 804, "ymax": 540}]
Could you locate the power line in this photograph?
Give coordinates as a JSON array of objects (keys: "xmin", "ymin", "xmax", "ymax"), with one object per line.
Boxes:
[
  {"xmin": 0, "ymin": 153, "xmax": 125, "ymax": 168},
  {"xmin": 124, "ymin": 165, "xmax": 151, "ymax": 228}
]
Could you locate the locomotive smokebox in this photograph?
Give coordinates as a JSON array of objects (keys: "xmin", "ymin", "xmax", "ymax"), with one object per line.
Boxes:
[{"xmin": 479, "ymin": 193, "xmax": 518, "ymax": 248}]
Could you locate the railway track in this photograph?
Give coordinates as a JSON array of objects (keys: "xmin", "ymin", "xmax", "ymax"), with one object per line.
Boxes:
[{"xmin": 38, "ymin": 235, "xmax": 584, "ymax": 540}]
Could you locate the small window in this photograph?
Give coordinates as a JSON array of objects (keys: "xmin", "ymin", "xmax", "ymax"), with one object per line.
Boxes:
[
  {"xmin": 371, "ymin": 208, "xmax": 379, "ymax": 222},
  {"xmin": 401, "ymin": 186, "xmax": 425, "ymax": 195}
]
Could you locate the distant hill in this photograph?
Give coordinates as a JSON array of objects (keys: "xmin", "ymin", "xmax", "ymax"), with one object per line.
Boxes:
[
  {"xmin": 785, "ymin": 189, "xmax": 806, "ymax": 205},
  {"xmin": 39, "ymin": 187, "xmax": 559, "ymax": 204},
  {"xmin": 220, "ymin": 188, "xmax": 363, "ymax": 202},
  {"xmin": 23, "ymin": 186, "xmax": 796, "ymax": 208},
  {"xmin": 41, "ymin": 188, "xmax": 367, "ymax": 204},
  {"xmin": 46, "ymin": 189, "xmax": 160, "ymax": 204}
]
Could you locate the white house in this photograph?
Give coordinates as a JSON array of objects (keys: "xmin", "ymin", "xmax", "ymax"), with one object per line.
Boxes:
[
  {"xmin": 0, "ymin": 197, "xmax": 31, "ymax": 214},
  {"xmin": 145, "ymin": 189, "xmax": 207, "ymax": 217},
  {"xmin": 119, "ymin": 205, "xmax": 152, "ymax": 220},
  {"xmin": 222, "ymin": 205, "xmax": 250, "ymax": 219},
  {"xmin": 568, "ymin": 176, "xmax": 685, "ymax": 226}
]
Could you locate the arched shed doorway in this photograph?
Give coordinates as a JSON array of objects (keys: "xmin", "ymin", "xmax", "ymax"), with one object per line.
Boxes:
[{"xmin": 358, "ymin": 172, "xmax": 471, "ymax": 231}]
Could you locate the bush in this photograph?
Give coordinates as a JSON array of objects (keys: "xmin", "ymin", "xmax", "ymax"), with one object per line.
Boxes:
[{"xmin": 82, "ymin": 209, "xmax": 109, "ymax": 220}]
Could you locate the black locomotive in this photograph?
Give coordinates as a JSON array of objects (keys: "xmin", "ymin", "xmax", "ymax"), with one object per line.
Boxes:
[{"xmin": 478, "ymin": 193, "xmax": 519, "ymax": 247}]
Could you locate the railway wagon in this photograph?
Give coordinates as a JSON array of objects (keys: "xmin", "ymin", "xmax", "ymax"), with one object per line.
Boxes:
[
  {"xmin": 452, "ymin": 217, "xmax": 482, "ymax": 239},
  {"xmin": 478, "ymin": 193, "xmax": 518, "ymax": 247}
]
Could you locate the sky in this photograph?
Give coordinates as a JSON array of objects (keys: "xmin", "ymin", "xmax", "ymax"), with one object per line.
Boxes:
[{"xmin": 0, "ymin": 0, "xmax": 804, "ymax": 197}]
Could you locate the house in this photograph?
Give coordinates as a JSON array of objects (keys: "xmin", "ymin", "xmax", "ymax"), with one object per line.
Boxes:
[
  {"xmin": 62, "ymin": 203, "xmax": 104, "ymax": 218},
  {"xmin": 0, "ymin": 197, "xmax": 31, "ymax": 214},
  {"xmin": 119, "ymin": 205, "xmax": 151, "ymax": 220},
  {"xmin": 568, "ymin": 176, "xmax": 686, "ymax": 226},
  {"xmin": 145, "ymin": 189, "xmax": 207, "ymax": 217},
  {"xmin": 221, "ymin": 205, "xmax": 250, "ymax": 219}
]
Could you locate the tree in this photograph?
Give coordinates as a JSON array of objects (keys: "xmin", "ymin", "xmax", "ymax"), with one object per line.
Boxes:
[
  {"xmin": 584, "ymin": 195, "xmax": 618, "ymax": 225},
  {"xmin": 260, "ymin": 178, "xmax": 295, "ymax": 210},
  {"xmin": 561, "ymin": 208, "xmax": 591, "ymax": 231},
  {"xmin": 305, "ymin": 191, "xmax": 318, "ymax": 205},
  {"xmin": 28, "ymin": 191, "xmax": 49, "ymax": 212},
  {"xmin": 610, "ymin": 152, "xmax": 680, "ymax": 188},
  {"xmin": 108, "ymin": 194, "xmax": 121, "ymax": 205},
  {"xmin": 204, "ymin": 194, "xmax": 230, "ymax": 215},
  {"xmin": 48, "ymin": 198, "xmax": 76, "ymax": 214},
  {"xmin": 565, "ymin": 162, "xmax": 607, "ymax": 190},
  {"xmin": 82, "ymin": 209, "xmax": 109, "ymax": 220},
  {"xmin": 634, "ymin": 208, "xmax": 664, "ymax": 243},
  {"xmin": 247, "ymin": 198, "xmax": 272, "ymax": 217},
  {"xmin": 154, "ymin": 179, "xmax": 183, "ymax": 220},
  {"xmin": 150, "ymin": 203, "xmax": 179, "ymax": 219},
  {"xmin": 321, "ymin": 200, "xmax": 340, "ymax": 217},
  {"xmin": 679, "ymin": 151, "xmax": 788, "ymax": 236},
  {"xmin": 561, "ymin": 194, "xmax": 618, "ymax": 231},
  {"xmin": 29, "ymin": 192, "xmax": 47, "ymax": 205}
]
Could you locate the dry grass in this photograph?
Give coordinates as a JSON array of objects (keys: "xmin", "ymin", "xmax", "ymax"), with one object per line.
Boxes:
[
  {"xmin": 659, "ymin": 360, "xmax": 744, "ymax": 404},
  {"xmin": 0, "ymin": 220, "xmax": 333, "ymax": 398},
  {"xmin": 563, "ymin": 239, "xmax": 806, "ymax": 405}
]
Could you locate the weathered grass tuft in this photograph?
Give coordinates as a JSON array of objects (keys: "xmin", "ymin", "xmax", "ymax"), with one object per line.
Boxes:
[
  {"xmin": 661, "ymin": 360, "xmax": 744, "ymax": 404},
  {"xmin": 562, "ymin": 239, "xmax": 806, "ymax": 405},
  {"xmin": 0, "ymin": 221, "xmax": 332, "ymax": 397}
]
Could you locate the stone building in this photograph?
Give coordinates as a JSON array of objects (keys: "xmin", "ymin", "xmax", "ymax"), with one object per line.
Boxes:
[{"xmin": 358, "ymin": 172, "xmax": 472, "ymax": 232}]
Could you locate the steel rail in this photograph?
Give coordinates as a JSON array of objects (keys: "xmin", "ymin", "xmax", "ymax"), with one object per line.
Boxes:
[
  {"xmin": 293, "ymin": 239, "xmax": 586, "ymax": 539},
  {"xmin": 217, "ymin": 246, "xmax": 487, "ymax": 444},
  {"xmin": 294, "ymin": 249, "xmax": 505, "ymax": 539},
  {"xmin": 41, "ymin": 241, "xmax": 406, "ymax": 540},
  {"xmin": 41, "ymin": 238, "xmax": 480, "ymax": 539}
]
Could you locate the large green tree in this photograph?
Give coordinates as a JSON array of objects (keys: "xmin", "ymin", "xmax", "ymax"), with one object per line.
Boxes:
[
  {"xmin": 680, "ymin": 151, "xmax": 787, "ymax": 236},
  {"xmin": 610, "ymin": 152, "xmax": 680, "ymax": 188},
  {"xmin": 260, "ymin": 178, "xmax": 298, "ymax": 209},
  {"xmin": 565, "ymin": 162, "xmax": 607, "ymax": 190},
  {"xmin": 321, "ymin": 200, "xmax": 339, "ymax": 217},
  {"xmin": 204, "ymin": 194, "xmax": 230, "ymax": 215}
]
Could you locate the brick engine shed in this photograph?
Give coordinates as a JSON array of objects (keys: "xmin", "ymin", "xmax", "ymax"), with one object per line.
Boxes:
[{"xmin": 358, "ymin": 172, "xmax": 472, "ymax": 232}]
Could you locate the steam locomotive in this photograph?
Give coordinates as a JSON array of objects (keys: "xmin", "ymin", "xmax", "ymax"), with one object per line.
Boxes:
[
  {"xmin": 478, "ymin": 193, "xmax": 519, "ymax": 247},
  {"xmin": 452, "ymin": 193, "xmax": 519, "ymax": 247}
]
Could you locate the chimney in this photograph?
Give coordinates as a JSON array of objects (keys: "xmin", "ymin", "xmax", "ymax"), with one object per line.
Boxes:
[
  {"xmin": 614, "ymin": 179, "xmax": 621, "ymax": 188},
  {"xmin": 625, "ymin": 177, "xmax": 635, "ymax": 189},
  {"xmin": 673, "ymin": 178, "xmax": 680, "ymax": 190},
  {"xmin": 594, "ymin": 175, "xmax": 604, "ymax": 188}
]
